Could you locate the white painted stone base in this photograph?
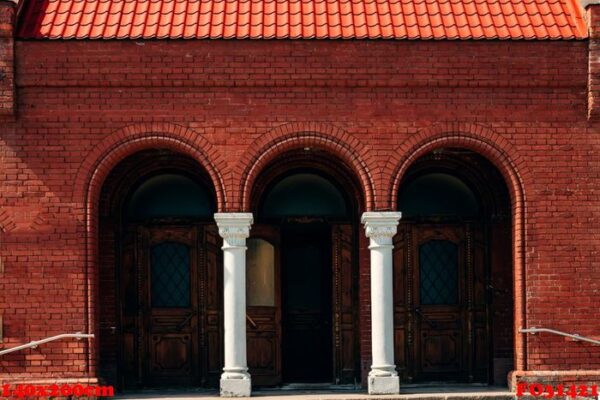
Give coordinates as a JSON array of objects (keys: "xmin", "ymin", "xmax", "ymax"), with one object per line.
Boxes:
[
  {"xmin": 220, "ymin": 378, "xmax": 251, "ymax": 397},
  {"xmin": 368, "ymin": 375, "xmax": 400, "ymax": 395}
]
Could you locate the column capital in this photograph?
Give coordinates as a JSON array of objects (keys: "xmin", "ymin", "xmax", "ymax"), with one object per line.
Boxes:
[
  {"xmin": 214, "ymin": 213, "xmax": 254, "ymax": 248},
  {"xmin": 361, "ymin": 212, "xmax": 402, "ymax": 246}
]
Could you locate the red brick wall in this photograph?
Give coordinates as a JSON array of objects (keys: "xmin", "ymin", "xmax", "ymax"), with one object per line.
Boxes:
[{"xmin": 0, "ymin": 37, "xmax": 599, "ymax": 386}]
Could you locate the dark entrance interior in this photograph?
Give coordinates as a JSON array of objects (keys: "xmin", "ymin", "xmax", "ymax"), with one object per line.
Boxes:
[
  {"xmin": 394, "ymin": 148, "xmax": 514, "ymax": 385},
  {"xmin": 281, "ymin": 224, "xmax": 333, "ymax": 383},
  {"xmin": 247, "ymin": 158, "xmax": 361, "ymax": 387}
]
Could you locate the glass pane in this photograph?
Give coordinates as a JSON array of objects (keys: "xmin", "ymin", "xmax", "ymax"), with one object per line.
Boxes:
[
  {"xmin": 126, "ymin": 173, "xmax": 214, "ymax": 220},
  {"xmin": 247, "ymin": 238, "xmax": 275, "ymax": 306},
  {"xmin": 419, "ymin": 240, "xmax": 458, "ymax": 305},
  {"xmin": 260, "ymin": 173, "xmax": 348, "ymax": 218},
  {"xmin": 151, "ymin": 242, "xmax": 191, "ymax": 308},
  {"xmin": 398, "ymin": 173, "xmax": 480, "ymax": 218}
]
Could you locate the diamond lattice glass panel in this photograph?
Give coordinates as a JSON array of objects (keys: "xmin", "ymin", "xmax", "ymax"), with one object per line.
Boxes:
[
  {"xmin": 151, "ymin": 242, "xmax": 191, "ymax": 308},
  {"xmin": 419, "ymin": 240, "xmax": 458, "ymax": 305}
]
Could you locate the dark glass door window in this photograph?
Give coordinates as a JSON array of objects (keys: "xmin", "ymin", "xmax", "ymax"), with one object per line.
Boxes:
[
  {"xmin": 419, "ymin": 240, "xmax": 458, "ymax": 305},
  {"xmin": 151, "ymin": 242, "xmax": 191, "ymax": 308}
]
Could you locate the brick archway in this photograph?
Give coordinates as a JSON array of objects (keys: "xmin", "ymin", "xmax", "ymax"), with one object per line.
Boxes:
[
  {"xmin": 386, "ymin": 122, "xmax": 529, "ymax": 372},
  {"xmin": 236, "ymin": 123, "xmax": 375, "ymax": 211},
  {"xmin": 74, "ymin": 123, "xmax": 227, "ymax": 209},
  {"xmin": 73, "ymin": 123, "xmax": 228, "ymax": 376}
]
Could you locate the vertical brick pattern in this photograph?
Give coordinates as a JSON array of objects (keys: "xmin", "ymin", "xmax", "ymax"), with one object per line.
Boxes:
[{"xmin": 0, "ymin": 39, "xmax": 598, "ymax": 386}]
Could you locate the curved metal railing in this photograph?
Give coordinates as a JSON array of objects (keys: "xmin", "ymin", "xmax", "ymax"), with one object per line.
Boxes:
[
  {"xmin": 0, "ymin": 332, "xmax": 94, "ymax": 356},
  {"xmin": 520, "ymin": 327, "xmax": 600, "ymax": 346}
]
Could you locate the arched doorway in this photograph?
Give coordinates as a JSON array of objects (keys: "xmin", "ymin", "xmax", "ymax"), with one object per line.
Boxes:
[
  {"xmin": 247, "ymin": 153, "xmax": 362, "ymax": 386},
  {"xmin": 394, "ymin": 148, "xmax": 513, "ymax": 385},
  {"xmin": 97, "ymin": 150, "xmax": 223, "ymax": 389}
]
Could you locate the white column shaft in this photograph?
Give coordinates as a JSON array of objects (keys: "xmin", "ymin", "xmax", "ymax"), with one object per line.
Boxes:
[
  {"xmin": 222, "ymin": 245, "xmax": 248, "ymax": 376},
  {"xmin": 215, "ymin": 213, "xmax": 253, "ymax": 397},
  {"xmin": 362, "ymin": 211, "xmax": 402, "ymax": 395},
  {"xmin": 370, "ymin": 240, "xmax": 395, "ymax": 370}
]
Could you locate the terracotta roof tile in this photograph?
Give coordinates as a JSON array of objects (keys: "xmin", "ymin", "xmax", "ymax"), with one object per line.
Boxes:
[{"xmin": 16, "ymin": 0, "xmax": 588, "ymax": 39}]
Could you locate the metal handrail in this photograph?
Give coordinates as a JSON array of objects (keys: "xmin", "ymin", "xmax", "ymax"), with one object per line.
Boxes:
[
  {"xmin": 520, "ymin": 327, "xmax": 600, "ymax": 346},
  {"xmin": 0, "ymin": 332, "xmax": 94, "ymax": 356}
]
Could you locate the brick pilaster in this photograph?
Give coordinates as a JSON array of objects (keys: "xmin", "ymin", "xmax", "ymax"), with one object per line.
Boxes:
[{"xmin": 0, "ymin": 0, "xmax": 14, "ymax": 119}]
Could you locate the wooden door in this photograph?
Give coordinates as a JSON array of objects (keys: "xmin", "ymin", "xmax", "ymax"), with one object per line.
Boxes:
[
  {"xmin": 119, "ymin": 223, "xmax": 222, "ymax": 388},
  {"xmin": 140, "ymin": 225, "xmax": 200, "ymax": 386},
  {"xmin": 393, "ymin": 223, "xmax": 490, "ymax": 383},
  {"xmin": 412, "ymin": 224, "xmax": 465, "ymax": 381},
  {"xmin": 246, "ymin": 225, "xmax": 282, "ymax": 386}
]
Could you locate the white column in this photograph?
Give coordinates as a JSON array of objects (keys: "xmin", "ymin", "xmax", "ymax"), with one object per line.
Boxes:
[
  {"xmin": 215, "ymin": 213, "xmax": 253, "ymax": 397},
  {"xmin": 361, "ymin": 211, "xmax": 402, "ymax": 395}
]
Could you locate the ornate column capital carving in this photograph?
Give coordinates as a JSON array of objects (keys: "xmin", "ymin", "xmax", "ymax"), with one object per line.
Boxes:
[
  {"xmin": 361, "ymin": 212, "xmax": 402, "ymax": 247},
  {"xmin": 214, "ymin": 213, "xmax": 254, "ymax": 248}
]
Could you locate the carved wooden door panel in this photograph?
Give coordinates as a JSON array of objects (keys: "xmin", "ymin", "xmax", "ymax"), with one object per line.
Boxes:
[
  {"xmin": 394, "ymin": 223, "xmax": 490, "ymax": 383},
  {"xmin": 331, "ymin": 223, "xmax": 358, "ymax": 384},
  {"xmin": 246, "ymin": 225, "xmax": 281, "ymax": 386},
  {"xmin": 139, "ymin": 225, "xmax": 200, "ymax": 386}
]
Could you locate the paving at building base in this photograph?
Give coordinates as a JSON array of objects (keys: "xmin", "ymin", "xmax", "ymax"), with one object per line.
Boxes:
[{"xmin": 114, "ymin": 385, "xmax": 515, "ymax": 400}]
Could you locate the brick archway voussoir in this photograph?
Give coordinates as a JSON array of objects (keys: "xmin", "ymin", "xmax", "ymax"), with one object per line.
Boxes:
[
  {"xmin": 234, "ymin": 123, "xmax": 376, "ymax": 212},
  {"xmin": 73, "ymin": 123, "xmax": 228, "ymax": 212}
]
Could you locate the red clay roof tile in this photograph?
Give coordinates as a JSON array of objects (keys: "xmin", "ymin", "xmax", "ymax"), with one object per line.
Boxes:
[{"xmin": 16, "ymin": 0, "xmax": 588, "ymax": 39}]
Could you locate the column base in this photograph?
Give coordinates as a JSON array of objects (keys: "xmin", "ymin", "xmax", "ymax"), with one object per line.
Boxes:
[
  {"xmin": 368, "ymin": 375, "xmax": 400, "ymax": 395},
  {"xmin": 220, "ymin": 378, "xmax": 252, "ymax": 397}
]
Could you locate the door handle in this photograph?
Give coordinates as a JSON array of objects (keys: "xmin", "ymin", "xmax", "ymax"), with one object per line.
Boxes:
[
  {"xmin": 412, "ymin": 307, "xmax": 439, "ymax": 330},
  {"xmin": 176, "ymin": 311, "xmax": 196, "ymax": 331},
  {"xmin": 246, "ymin": 314, "xmax": 258, "ymax": 329}
]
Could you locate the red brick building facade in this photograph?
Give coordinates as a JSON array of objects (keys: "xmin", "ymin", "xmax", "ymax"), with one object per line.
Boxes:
[{"xmin": 0, "ymin": 0, "xmax": 599, "ymax": 393}]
